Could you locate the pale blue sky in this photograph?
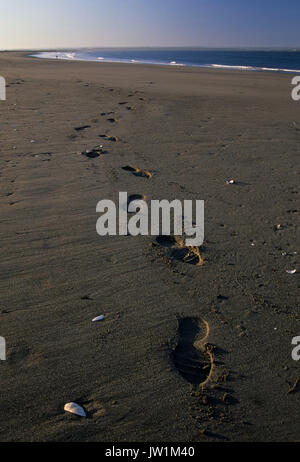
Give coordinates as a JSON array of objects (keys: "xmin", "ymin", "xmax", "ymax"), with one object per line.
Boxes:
[{"xmin": 1, "ymin": 0, "xmax": 299, "ymax": 50}]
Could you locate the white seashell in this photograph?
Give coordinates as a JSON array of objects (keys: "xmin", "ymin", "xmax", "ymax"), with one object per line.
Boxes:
[
  {"xmin": 286, "ymin": 269, "xmax": 297, "ymax": 274},
  {"xmin": 226, "ymin": 179, "xmax": 235, "ymax": 185},
  {"xmin": 64, "ymin": 402, "xmax": 86, "ymax": 417},
  {"xmin": 92, "ymin": 315, "xmax": 105, "ymax": 323}
]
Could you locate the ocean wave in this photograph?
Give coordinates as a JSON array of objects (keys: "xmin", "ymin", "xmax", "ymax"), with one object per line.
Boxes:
[
  {"xmin": 211, "ymin": 63, "xmax": 300, "ymax": 73},
  {"xmin": 212, "ymin": 64, "xmax": 255, "ymax": 70}
]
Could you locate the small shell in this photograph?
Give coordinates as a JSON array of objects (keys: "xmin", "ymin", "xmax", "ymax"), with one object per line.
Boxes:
[
  {"xmin": 286, "ymin": 269, "xmax": 297, "ymax": 274},
  {"xmin": 64, "ymin": 402, "xmax": 86, "ymax": 417},
  {"xmin": 92, "ymin": 315, "xmax": 105, "ymax": 323},
  {"xmin": 226, "ymin": 179, "xmax": 235, "ymax": 185}
]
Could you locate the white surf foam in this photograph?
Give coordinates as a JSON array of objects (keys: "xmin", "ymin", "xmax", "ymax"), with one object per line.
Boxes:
[{"xmin": 31, "ymin": 52, "xmax": 300, "ymax": 73}]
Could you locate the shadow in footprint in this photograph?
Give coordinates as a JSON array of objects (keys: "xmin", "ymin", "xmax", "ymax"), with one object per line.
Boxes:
[
  {"xmin": 173, "ymin": 317, "xmax": 212, "ymax": 386},
  {"xmin": 74, "ymin": 125, "xmax": 91, "ymax": 132}
]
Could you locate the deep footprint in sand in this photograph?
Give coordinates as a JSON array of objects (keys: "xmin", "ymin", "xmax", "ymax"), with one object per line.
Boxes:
[
  {"xmin": 127, "ymin": 194, "xmax": 147, "ymax": 212},
  {"xmin": 173, "ymin": 317, "xmax": 213, "ymax": 386},
  {"xmin": 74, "ymin": 125, "xmax": 91, "ymax": 132},
  {"xmin": 107, "ymin": 118, "xmax": 119, "ymax": 124},
  {"xmin": 81, "ymin": 146, "xmax": 106, "ymax": 158},
  {"xmin": 122, "ymin": 165, "xmax": 152, "ymax": 179},
  {"xmin": 99, "ymin": 134, "xmax": 118, "ymax": 142},
  {"xmin": 155, "ymin": 235, "xmax": 204, "ymax": 266}
]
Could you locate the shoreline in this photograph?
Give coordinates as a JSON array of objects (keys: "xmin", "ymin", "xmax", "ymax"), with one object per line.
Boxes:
[{"xmin": 30, "ymin": 50, "xmax": 300, "ymax": 74}]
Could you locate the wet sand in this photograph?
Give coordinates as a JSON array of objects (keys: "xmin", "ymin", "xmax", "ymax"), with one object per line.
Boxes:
[{"xmin": 0, "ymin": 52, "xmax": 299, "ymax": 442}]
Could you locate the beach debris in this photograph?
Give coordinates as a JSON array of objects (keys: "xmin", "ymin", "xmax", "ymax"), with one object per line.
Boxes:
[
  {"xmin": 64, "ymin": 402, "xmax": 86, "ymax": 417},
  {"xmin": 92, "ymin": 315, "xmax": 105, "ymax": 323},
  {"xmin": 74, "ymin": 125, "xmax": 91, "ymax": 132},
  {"xmin": 286, "ymin": 269, "xmax": 297, "ymax": 274},
  {"xmin": 288, "ymin": 378, "xmax": 300, "ymax": 395},
  {"xmin": 30, "ymin": 139, "xmax": 37, "ymax": 143},
  {"xmin": 226, "ymin": 179, "xmax": 236, "ymax": 185},
  {"xmin": 274, "ymin": 224, "xmax": 283, "ymax": 232},
  {"xmin": 282, "ymin": 251, "xmax": 298, "ymax": 257}
]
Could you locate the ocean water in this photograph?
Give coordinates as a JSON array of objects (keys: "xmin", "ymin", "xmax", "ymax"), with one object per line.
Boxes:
[{"xmin": 32, "ymin": 48, "xmax": 300, "ymax": 73}]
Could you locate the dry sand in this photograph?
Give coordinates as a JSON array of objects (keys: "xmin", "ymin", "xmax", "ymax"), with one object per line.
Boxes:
[{"xmin": 0, "ymin": 52, "xmax": 299, "ymax": 442}]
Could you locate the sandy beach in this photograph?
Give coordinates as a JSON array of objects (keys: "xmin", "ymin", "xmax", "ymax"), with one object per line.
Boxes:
[{"xmin": 0, "ymin": 52, "xmax": 299, "ymax": 442}]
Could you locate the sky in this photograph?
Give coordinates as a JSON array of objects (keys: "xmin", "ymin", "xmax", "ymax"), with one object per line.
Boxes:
[{"xmin": 1, "ymin": 0, "xmax": 300, "ymax": 50}]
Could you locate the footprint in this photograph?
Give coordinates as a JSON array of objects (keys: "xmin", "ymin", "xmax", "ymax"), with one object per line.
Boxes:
[
  {"xmin": 74, "ymin": 125, "xmax": 91, "ymax": 132},
  {"xmin": 119, "ymin": 102, "xmax": 128, "ymax": 105},
  {"xmin": 99, "ymin": 134, "xmax": 118, "ymax": 142},
  {"xmin": 81, "ymin": 146, "xmax": 106, "ymax": 158},
  {"xmin": 107, "ymin": 118, "xmax": 119, "ymax": 124},
  {"xmin": 173, "ymin": 317, "xmax": 213, "ymax": 387},
  {"xmin": 127, "ymin": 194, "xmax": 147, "ymax": 212},
  {"xmin": 122, "ymin": 165, "xmax": 152, "ymax": 179},
  {"xmin": 126, "ymin": 106, "xmax": 136, "ymax": 111},
  {"xmin": 68, "ymin": 134, "xmax": 78, "ymax": 140},
  {"xmin": 155, "ymin": 235, "xmax": 204, "ymax": 266}
]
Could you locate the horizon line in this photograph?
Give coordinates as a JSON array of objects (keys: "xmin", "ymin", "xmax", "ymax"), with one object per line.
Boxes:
[{"xmin": 1, "ymin": 46, "xmax": 300, "ymax": 52}]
